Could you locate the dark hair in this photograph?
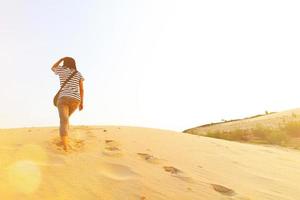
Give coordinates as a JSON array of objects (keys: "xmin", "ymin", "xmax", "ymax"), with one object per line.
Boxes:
[{"xmin": 63, "ymin": 57, "xmax": 77, "ymax": 70}]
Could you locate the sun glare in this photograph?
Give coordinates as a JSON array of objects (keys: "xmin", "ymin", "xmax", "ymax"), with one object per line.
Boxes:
[
  {"xmin": 8, "ymin": 160, "xmax": 41, "ymax": 194},
  {"xmin": 5, "ymin": 144, "xmax": 48, "ymax": 194}
]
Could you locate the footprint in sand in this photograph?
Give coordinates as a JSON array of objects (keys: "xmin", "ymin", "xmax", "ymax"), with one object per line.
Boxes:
[
  {"xmin": 163, "ymin": 166, "xmax": 182, "ymax": 174},
  {"xmin": 50, "ymin": 137, "xmax": 85, "ymax": 153},
  {"xmin": 211, "ymin": 184, "xmax": 236, "ymax": 196},
  {"xmin": 137, "ymin": 153, "xmax": 161, "ymax": 164},
  {"xmin": 85, "ymin": 131, "xmax": 96, "ymax": 139},
  {"xmin": 102, "ymin": 140, "xmax": 122, "ymax": 157},
  {"xmin": 98, "ymin": 162, "xmax": 138, "ymax": 181},
  {"xmin": 163, "ymin": 166, "xmax": 194, "ymax": 183},
  {"xmin": 105, "ymin": 140, "xmax": 120, "ymax": 151}
]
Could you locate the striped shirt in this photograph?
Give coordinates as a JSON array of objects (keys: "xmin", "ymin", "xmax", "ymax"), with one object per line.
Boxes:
[{"xmin": 53, "ymin": 66, "xmax": 85, "ymax": 101}]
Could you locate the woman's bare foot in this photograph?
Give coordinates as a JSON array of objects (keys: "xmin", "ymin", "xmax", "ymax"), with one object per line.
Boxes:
[{"xmin": 61, "ymin": 136, "xmax": 68, "ymax": 151}]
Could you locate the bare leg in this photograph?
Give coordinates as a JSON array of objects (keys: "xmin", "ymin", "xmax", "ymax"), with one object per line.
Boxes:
[
  {"xmin": 57, "ymin": 97, "xmax": 80, "ymax": 151},
  {"xmin": 68, "ymin": 99, "xmax": 80, "ymax": 132},
  {"xmin": 58, "ymin": 100, "xmax": 70, "ymax": 151},
  {"xmin": 69, "ymin": 100, "xmax": 80, "ymax": 117},
  {"xmin": 61, "ymin": 136, "xmax": 68, "ymax": 151}
]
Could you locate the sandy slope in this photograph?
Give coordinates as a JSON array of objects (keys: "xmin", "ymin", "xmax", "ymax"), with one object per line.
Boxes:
[
  {"xmin": 0, "ymin": 126, "xmax": 300, "ymax": 200},
  {"xmin": 185, "ymin": 108, "xmax": 300, "ymax": 135}
]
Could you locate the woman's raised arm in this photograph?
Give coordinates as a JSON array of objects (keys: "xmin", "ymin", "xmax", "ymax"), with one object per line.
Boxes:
[{"xmin": 51, "ymin": 58, "xmax": 65, "ymax": 72}]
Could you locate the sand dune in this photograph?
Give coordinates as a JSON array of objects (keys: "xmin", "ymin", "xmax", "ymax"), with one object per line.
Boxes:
[
  {"xmin": 185, "ymin": 108, "xmax": 300, "ymax": 134},
  {"xmin": 0, "ymin": 126, "xmax": 300, "ymax": 199}
]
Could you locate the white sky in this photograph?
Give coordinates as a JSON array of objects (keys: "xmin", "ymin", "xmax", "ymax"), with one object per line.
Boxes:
[{"xmin": 1, "ymin": 0, "xmax": 300, "ymax": 131}]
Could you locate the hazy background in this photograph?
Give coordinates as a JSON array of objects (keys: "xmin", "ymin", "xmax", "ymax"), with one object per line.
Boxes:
[{"xmin": 1, "ymin": 0, "xmax": 300, "ymax": 131}]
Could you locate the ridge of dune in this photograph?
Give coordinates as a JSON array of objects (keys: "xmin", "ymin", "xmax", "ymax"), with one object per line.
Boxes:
[
  {"xmin": 184, "ymin": 108, "xmax": 300, "ymax": 133},
  {"xmin": 1, "ymin": 126, "xmax": 300, "ymax": 200}
]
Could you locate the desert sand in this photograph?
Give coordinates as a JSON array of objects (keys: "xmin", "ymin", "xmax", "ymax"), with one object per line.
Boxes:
[{"xmin": 0, "ymin": 126, "xmax": 300, "ymax": 200}]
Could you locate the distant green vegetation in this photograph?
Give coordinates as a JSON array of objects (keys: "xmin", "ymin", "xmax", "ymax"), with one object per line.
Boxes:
[{"xmin": 204, "ymin": 122, "xmax": 300, "ymax": 149}]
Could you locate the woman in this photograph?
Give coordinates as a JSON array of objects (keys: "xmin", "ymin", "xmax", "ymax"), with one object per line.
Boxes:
[{"xmin": 51, "ymin": 57, "xmax": 85, "ymax": 151}]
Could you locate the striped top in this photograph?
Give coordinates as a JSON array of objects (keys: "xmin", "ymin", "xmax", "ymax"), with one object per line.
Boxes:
[{"xmin": 53, "ymin": 66, "xmax": 85, "ymax": 101}]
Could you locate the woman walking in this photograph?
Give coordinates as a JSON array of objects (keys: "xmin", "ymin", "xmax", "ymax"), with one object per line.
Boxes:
[{"xmin": 51, "ymin": 57, "xmax": 85, "ymax": 151}]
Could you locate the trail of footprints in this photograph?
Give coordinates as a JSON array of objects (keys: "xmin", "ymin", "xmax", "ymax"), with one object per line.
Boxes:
[
  {"xmin": 102, "ymin": 137, "xmax": 237, "ymax": 197},
  {"xmin": 51, "ymin": 128, "xmax": 238, "ymax": 198},
  {"xmin": 137, "ymin": 153, "xmax": 161, "ymax": 164},
  {"xmin": 102, "ymin": 139, "xmax": 123, "ymax": 157}
]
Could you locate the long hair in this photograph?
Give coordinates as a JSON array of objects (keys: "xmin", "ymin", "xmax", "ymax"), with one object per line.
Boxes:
[{"xmin": 63, "ymin": 57, "xmax": 77, "ymax": 70}]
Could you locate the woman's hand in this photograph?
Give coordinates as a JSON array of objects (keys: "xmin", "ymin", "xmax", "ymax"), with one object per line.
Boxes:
[
  {"xmin": 79, "ymin": 103, "xmax": 83, "ymax": 111},
  {"xmin": 51, "ymin": 57, "xmax": 65, "ymax": 71}
]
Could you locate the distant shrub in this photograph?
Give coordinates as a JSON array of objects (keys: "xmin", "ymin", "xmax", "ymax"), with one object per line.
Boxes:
[
  {"xmin": 265, "ymin": 110, "xmax": 269, "ymax": 115},
  {"xmin": 251, "ymin": 125, "xmax": 270, "ymax": 140},
  {"xmin": 292, "ymin": 113, "xmax": 297, "ymax": 118},
  {"xmin": 206, "ymin": 131, "xmax": 223, "ymax": 139},
  {"xmin": 228, "ymin": 129, "xmax": 250, "ymax": 141},
  {"xmin": 281, "ymin": 121, "xmax": 300, "ymax": 137},
  {"xmin": 265, "ymin": 130, "xmax": 289, "ymax": 145},
  {"xmin": 205, "ymin": 125, "xmax": 290, "ymax": 146},
  {"xmin": 206, "ymin": 129, "xmax": 250, "ymax": 141}
]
